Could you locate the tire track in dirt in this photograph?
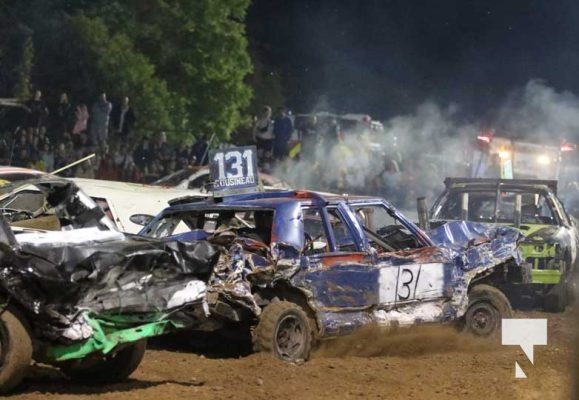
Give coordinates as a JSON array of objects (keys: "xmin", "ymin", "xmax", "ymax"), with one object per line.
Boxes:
[
  {"xmin": 313, "ymin": 324, "xmax": 496, "ymax": 359},
  {"xmin": 7, "ymin": 309, "xmax": 576, "ymax": 400}
]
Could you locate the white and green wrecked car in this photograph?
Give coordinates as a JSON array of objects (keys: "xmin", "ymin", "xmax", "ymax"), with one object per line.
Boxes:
[
  {"xmin": 429, "ymin": 178, "xmax": 578, "ymax": 312},
  {"xmin": 0, "ymin": 178, "xmax": 220, "ymax": 392}
]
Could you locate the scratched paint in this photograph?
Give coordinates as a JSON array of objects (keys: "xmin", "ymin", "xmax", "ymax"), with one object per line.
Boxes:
[
  {"xmin": 134, "ymin": 191, "xmax": 530, "ymax": 339},
  {"xmin": 197, "ymin": 218, "xmax": 528, "ymax": 338}
]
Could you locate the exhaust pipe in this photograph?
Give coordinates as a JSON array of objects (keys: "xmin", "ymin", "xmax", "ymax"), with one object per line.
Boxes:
[{"xmin": 417, "ymin": 197, "xmax": 430, "ymax": 230}]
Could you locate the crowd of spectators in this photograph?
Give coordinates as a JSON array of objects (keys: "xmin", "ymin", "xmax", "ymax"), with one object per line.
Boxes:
[
  {"xmin": 257, "ymin": 109, "xmax": 459, "ymax": 209},
  {"xmin": 0, "ymin": 92, "xmax": 456, "ymax": 208},
  {"xmin": 0, "ymin": 90, "xmax": 211, "ymax": 183}
]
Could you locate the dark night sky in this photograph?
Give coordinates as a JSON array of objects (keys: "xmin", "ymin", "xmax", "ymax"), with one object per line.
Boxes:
[{"xmin": 247, "ymin": 0, "xmax": 579, "ymax": 121}]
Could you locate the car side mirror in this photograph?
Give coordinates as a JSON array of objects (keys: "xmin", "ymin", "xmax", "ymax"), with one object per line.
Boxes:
[{"xmin": 130, "ymin": 214, "xmax": 154, "ymax": 226}]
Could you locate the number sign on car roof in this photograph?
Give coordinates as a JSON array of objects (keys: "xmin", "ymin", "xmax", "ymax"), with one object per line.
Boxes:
[{"xmin": 209, "ymin": 146, "xmax": 259, "ymax": 197}]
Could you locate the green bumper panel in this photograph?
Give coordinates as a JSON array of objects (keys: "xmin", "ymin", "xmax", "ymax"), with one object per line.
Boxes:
[
  {"xmin": 43, "ymin": 313, "xmax": 188, "ymax": 362},
  {"xmin": 531, "ymin": 269, "xmax": 562, "ymax": 284},
  {"xmin": 520, "ymin": 243, "xmax": 562, "ymax": 284}
]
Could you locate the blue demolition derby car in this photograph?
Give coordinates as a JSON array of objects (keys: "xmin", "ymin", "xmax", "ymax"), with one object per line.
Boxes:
[{"xmin": 138, "ymin": 189, "xmax": 530, "ymax": 362}]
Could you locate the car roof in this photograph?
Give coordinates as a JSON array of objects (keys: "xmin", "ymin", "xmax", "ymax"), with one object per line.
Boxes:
[
  {"xmin": 71, "ymin": 177, "xmax": 206, "ymax": 197},
  {"xmin": 0, "ymin": 166, "xmax": 47, "ymax": 177},
  {"xmin": 0, "ymin": 166, "xmax": 46, "ymax": 174},
  {"xmin": 163, "ymin": 190, "xmax": 381, "ymax": 213},
  {"xmin": 443, "ymin": 177, "xmax": 557, "ymax": 194},
  {"xmin": 152, "ymin": 166, "xmax": 206, "ymax": 185},
  {"xmin": 0, "ymin": 176, "xmax": 211, "ymax": 234}
]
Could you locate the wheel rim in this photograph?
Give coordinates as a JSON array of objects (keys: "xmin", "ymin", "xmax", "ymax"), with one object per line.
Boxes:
[
  {"xmin": 468, "ymin": 303, "xmax": 497, "ymax": 336},
  {"xmin": 275, "ymin": 314, "xmax": 306, "ymax": 360}
]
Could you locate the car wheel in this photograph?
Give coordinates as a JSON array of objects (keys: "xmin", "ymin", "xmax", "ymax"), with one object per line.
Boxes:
[
  {"xmin": 544, "ymin": 281, "xmax": 568, "ymax": 313},
  {"xmin": 464, "ymin": 284, "xmax": 512, "ymax": 337},
  {"xmin": 0, "ymin": 307, "xmax": 33, "ymax": 393},
  {"xmin": 567, "ymin": 274, "xmax": 578, "ymax": 305},
  {"xmin": 253, "ymin": 301, "xmax": 313, "ymax": 362},
  {"xmin": 61, "ymin": 339, "xmax": 146, "ymax": 384}
]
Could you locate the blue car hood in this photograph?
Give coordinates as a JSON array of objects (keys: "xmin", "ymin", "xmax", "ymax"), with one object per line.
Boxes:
[{"xmin": 427, "ymin": 220, "xmax": 525, "ymax": 270}]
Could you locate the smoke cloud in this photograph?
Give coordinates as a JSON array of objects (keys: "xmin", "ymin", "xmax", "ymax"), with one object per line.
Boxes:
[
  {"xmin": 274, "ymin": 80, "xmax": 579, "ymax": 211},
  {"xmin": 496, "ymin": 79, "xmax": 579, "ymax": 141}
]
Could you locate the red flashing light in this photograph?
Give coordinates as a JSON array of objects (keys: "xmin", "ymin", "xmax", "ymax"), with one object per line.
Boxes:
[
  {"xmin": 477, "ymin": 133, "xmax": 492, "ymax": 144},
  {"xmin": 561, "ymin": 142, "xmax": 576, "ymax": 152},
  {"xmin": 294, "ymin": 190, "xmax": 312, "ymax": 199}
]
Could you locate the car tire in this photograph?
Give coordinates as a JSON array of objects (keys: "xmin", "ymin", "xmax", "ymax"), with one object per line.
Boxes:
[
  {"xmin": 61, "ymin": 339, "xmax": 146, "ymax": 384},
  {"xmin": 567, "ymin": 274, "xmax": 578, "ymax": 305},
  {"xmin": 0, "ymin": 307, "xmax": 33, "ymax": 393},
  {"xmin": 253, "ymin": 301, "xmax": 313, "ymax": 362},
  {"xmin": 464, "ymin": 284, "xmax": 513, "ymax": 337},
  {"xmin": 544, "ymin": 281, "xmax": 567, "ymax": 313}
]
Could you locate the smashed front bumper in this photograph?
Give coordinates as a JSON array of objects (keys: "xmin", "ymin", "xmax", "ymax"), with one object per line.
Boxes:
[{"xmin": 520, "ymin": 242, "xmax": 563, "ymax": 284}]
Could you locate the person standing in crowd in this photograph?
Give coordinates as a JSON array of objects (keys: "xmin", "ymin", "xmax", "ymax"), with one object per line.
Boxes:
[
  {"xmin": 24, "ymin": 90, "xmax": 49, "ymax": 130},
  {"xmin": 72, "ymin": 103, "xmax": 89, "ymax": 147},
  {"xmin": 38, "ymin": 140, "xmax": 55, "ymax": 172},
  {"xmin": 52, "ymin": 92, "xmax": 72, "ymax": 143},
  {"xmin": 295, "ymin": 114, "xmax": 318, "ymax": 161},
  {"xmin": 75, "ymin": 161, "xmax": 95, "ymax": 179},
  {"xmin": 96, "ymin": 145, "xmax": 119, "ymax": 181},
  {"xmin": 53, "ymin": 142, "xmax": 75, "ymax": 176},
  {"xmin": 133, "ymin": 136, "xmax": 152, "ymax": 171},
  {"xmin": 252, "ymin": 105, "xmax": 274, "ymax": 163},
  {"xmin": 272, "ymin": 107, "xmax": 293, "ymax": 162},
  {"xmin": 178, "ymin": 141, "xmax": 193, "ymax": 166},
  {"xmin": 11, "ymin": 130, "xmax": 33, "ymax": 167},
  {"xmin": 111, "ymin": 96, "xmax": 136, "ymax": 139},
  {"xmin": 89, "ymin": 92, "xmax": 112, "ymax": 152},
  {"xmin": 122, "ymin": 160, "xmax": 142, "ymax": 183},
  {"xmin": 192, "ymin": 135, "xmax": 209, "ymax": 166},
  {"xmin": 113, "ymin": 142, "xmax": 135, "ymax": 171}
]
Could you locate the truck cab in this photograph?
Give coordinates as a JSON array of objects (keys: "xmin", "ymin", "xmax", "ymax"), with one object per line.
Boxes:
[{"xmin": 430, "ymin": 177, "xmax": 578, "ymax": 311}]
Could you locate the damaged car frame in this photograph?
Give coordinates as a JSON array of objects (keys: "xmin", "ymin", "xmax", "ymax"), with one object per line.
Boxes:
[
  {"xmin": 0, "ymin": 178, "xmax": 221, "ymax": 392},
  {"xmin": 429, "ymin": 178, "xmax": 578, "ymax": 312},
  {"xmin": 139, "ymin": 190, "xmax": 531, "ymax": 362}
]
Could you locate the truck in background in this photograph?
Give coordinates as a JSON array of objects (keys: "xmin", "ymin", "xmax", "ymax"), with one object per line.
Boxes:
[{"xmin": 472, "ymin": 131, "xmax": 576, "ymax": 181}]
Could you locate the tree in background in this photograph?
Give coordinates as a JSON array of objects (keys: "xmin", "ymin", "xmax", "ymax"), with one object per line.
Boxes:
[
  {"xmin": 0, "ymin": 24, "xmax": 34, "ymax": 99},
  {"xmin": 0, "ymin": 0, "xmax": 254, "ymax": 142}
]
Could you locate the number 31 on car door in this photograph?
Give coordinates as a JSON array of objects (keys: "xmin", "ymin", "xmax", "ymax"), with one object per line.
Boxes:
[{"xmin": 379, "ymin": 263, "xmax": 446, "ymax": 304}]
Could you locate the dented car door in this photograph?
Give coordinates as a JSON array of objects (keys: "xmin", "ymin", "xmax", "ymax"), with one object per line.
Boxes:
[
  {"xmin": 299, "ymin": 204, "xmax": 378, "ymax": 309},
  {"xmin": 350, "ymin": 202, "xmax": 453, "ymax": 306}
]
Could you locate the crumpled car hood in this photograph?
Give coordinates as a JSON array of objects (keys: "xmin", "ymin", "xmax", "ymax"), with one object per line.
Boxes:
[
  {"xmin": 0, "ymin": 179, "xmax": 222, "ymax": 343},
  {"xmin": 426, "ymin": 220, "xmax": 525, "ymax": 269}
]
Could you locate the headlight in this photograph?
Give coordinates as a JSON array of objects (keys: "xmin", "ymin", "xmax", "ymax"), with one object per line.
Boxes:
[
  {"xmin": 537, "ymin": 154, "xmax": 551, "ymax": 165},
  {"xmin": 498, "ymin": 150, "xmax": 511, "ymax": 159}
]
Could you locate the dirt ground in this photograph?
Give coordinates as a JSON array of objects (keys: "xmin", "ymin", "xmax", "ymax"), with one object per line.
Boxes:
[{"xmin": 10, "ymin": 308, "xmax": 578, "ymax": 400}]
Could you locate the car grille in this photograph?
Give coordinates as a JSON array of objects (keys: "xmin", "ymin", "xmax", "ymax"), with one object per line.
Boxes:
[{"xmin": 526, "ymin": 257, "xmax": 556, "ymax": 270}]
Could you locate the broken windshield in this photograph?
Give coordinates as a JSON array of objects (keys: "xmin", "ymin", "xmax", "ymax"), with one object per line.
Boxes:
[
  {"xmin": 350, "ymin": 203, "xmax": 422, "ymax": 251},
  {"xmin": 140, "ymin": 208, "xmax": 268, "ymax": 240},
  {"xmin": 433, "ymin": 190, "xmax": 557, "ymax": 225}
]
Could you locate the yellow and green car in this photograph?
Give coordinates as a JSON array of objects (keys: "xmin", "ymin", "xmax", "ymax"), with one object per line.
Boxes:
[{"xmin": 430, "ymin": 178, "xmax": 578, "ymax": 312}]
